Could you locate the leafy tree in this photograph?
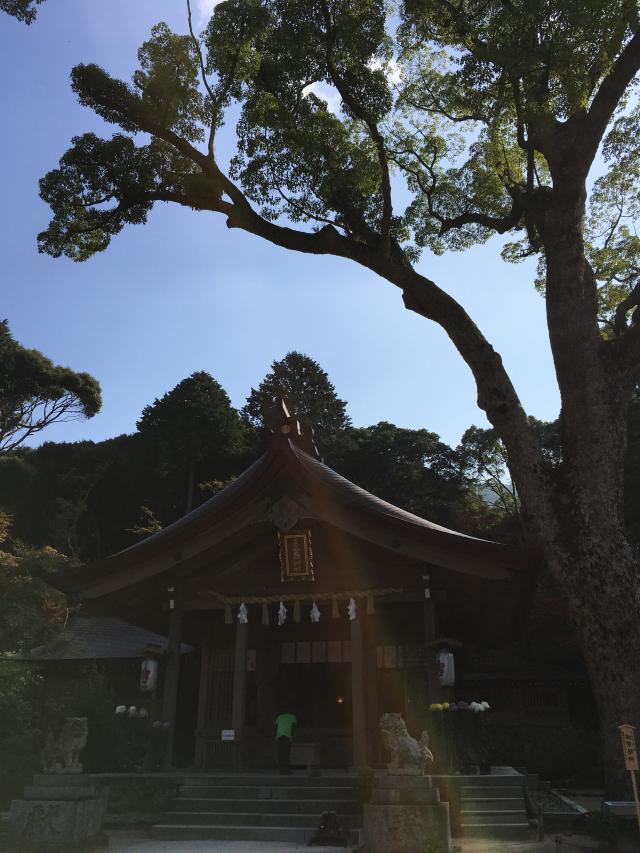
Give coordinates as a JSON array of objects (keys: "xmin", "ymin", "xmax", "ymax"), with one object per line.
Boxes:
[
  {"xmin": 332, "ymin": 421, "xmax": 480, "ymax": 530},
  {"xmin": 0, "ymin": 521, "xmax": 69, "ymax": 655},
  {"xmin": 0, "ymin": 320, "xmax": 101, "ymax": 452},
  {"xmin": 0, "ymin": 0, "xmax": 43, "ymax": 25},
  {"xmin": 35, "ymin": 1, "xmax": 640, "ymax": 791},
  {"xmin": 243, "ymin": 352, "xmax": 350, "ymax": 450},
  {"xmin": 137, "ymin": 371, "xmax": 249, "ymax": 514}
]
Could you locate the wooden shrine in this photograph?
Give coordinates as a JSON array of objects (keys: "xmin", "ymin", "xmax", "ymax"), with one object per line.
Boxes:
[{"xmin": 53, "ymin": 403, "xmax": 534, "ymax": 770}]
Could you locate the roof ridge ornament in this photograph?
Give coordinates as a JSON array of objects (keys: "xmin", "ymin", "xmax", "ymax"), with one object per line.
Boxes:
[{"xmin": 265, "ymin": 396, "xmax": 320, "ymax": 458}]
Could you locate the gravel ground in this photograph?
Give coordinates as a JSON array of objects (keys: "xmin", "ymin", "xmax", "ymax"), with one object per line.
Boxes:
[{"xmin": 531, "ymin": 789, "xmax": 584, "ymax": 814}]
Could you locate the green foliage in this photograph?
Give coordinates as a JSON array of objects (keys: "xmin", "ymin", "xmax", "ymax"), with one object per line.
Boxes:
[
  {"xmin": 0, "ymin": 539, "xmax": 69, "ymax": 654},
  {"xmin": 138, "ymin": 371, "xmax": 250, "ymax": 515},
  {"xmin": 331, "ymin": 420, "xmax": 478, "ymax": 530},
  {"xmin": 32, "ymin": 0, "xmax": 640, "ymax": 348},
  {"xmin": 0, "ymin": 664, "xmax": 44, "ymax": 783},
  {"xmin": 243, "ymin": 352, "xmax": 350, "ymax": 449},
  {"xmin": 0, "ymin": 319, "xmax": 101, "ymax": 451},
  {"xmin": 0, "ymin": 0, "xmax": 44, "ymax": 24}
]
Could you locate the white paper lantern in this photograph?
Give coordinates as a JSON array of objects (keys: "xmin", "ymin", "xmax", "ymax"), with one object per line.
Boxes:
[
  {"xmin": 436, "ymin": 648, "xmax": 455, "ymax": 687},
  {"xmin": 140, "ymin": 657, "xmax": 159, "ymax": 692}
]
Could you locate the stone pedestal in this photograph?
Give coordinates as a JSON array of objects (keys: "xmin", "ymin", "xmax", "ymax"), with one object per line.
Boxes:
[
  {"xmin": 8, "ymin": 774, "xmax": 108, "ymax": 849},
  {"xmin": 363, "ymin": 772, "xmax": 451, "ymax": 853}
]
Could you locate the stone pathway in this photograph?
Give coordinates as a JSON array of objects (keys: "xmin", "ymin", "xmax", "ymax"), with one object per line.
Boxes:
[
  {"xmin": 104, "ymin": 829, "xmax": 640, "ymax": 853},
  {"xmin": 106, "ymin": 829, "xmax": 564, "ymax": 852},
  {"xmin": 107, "ymin": 831, "xmax": 350, "ymax": 852}
]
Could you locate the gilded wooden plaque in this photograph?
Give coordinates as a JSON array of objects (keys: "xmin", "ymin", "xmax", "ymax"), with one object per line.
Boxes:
[{"xmin": 278, "ymin": 530, "xmax": 315, "ymax": 582}]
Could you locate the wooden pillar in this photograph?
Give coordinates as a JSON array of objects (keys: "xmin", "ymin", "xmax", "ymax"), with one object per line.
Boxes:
[
  {"xmin": 424, "ymin": 592, "xmax": 445, "ymax": 704},
  {"xmin": 194, "ymin": 643, "xmax": 211, "ymax": 768},
  {"xmin": 162, "ymin": 605, "xmax": 183, "ymax": 768},
  {"xmin": 231, "ymin": 620, "xmax": 248, "ymax": 769},
  {"xmin": 351, "ymin": 614, "xmax": 367, "ymax": 768}
]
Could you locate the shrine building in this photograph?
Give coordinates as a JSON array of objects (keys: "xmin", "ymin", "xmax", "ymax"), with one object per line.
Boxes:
[{"xmin": 52, "ymin": 404, "xmax": 534, "ymax": 771}]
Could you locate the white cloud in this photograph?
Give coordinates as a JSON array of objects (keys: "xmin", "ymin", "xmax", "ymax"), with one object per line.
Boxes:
[
  {"xmin": 194, "ymin": 0, "xmax": 224, "ymax": 26},
  {"xmin": 368, "ymin": 56, "xmax": 403, "ymax": 86},
  {"xmin": 302, "ymin": 81, "xmax": 342, "ymax": 115}
]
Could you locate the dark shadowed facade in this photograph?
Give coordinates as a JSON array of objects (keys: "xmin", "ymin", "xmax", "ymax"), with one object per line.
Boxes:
[{"xmin": 52, "ymin": 407, "xmax": 535, "ymax": 770}]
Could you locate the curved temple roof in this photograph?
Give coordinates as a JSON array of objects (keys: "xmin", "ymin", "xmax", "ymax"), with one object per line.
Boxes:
[{"xmin": 54, "ymin": 434, "xmax": 535, "ymax": 603}]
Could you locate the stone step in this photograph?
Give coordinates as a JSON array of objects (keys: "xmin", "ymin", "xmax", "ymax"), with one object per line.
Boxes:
[
  {"xmin": 22, "ymin": 785, "xmax": 98, "ymax": 801},
  {"xmin": 178, "ymin": 785, "xmax": 355, "ymax": 800},
  {"xmin": 434, "ymin": 773, "xmax": 524, "ymax": 787},
  {"xmin": 149, "ymin": 824, "xmax": 360, "ymax": 844},
  {"xmin": 461, "ymin": 810, "xmax": 528, "ymax": 825},
  {"xmin": 171, "ymin": 797, "xmax": 359, "ymax": 814},
  {"xmin": 461, "ymin": 785, "xmax": 524, "ymax": 798},
  {"xmin": 460, "ymin": 798, "xmax": 526, "ymax": 811},
  {"xmin": 162, "ymin": 811, "xmax": 359, "ymax": 828},
  {"xmin": 32, "ymin": 774, "xmax": 92, "ymax": 787},
  {"xmin": 462, "ymin": 821, "xmax": 533, "ymax": 841},
  {"xmin": 180, "ymin": 775, "xmax": 352, "ymax": 788}
]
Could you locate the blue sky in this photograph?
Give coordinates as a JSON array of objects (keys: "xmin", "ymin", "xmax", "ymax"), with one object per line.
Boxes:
[{"xmin": 0, "ymin": 0, "xmax": 559, "ymax": 449}]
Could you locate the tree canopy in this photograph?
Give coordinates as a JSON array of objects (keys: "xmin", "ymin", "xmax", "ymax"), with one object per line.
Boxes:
[
  {"xmin": 243, "ymin": 351, "xmax": 350, "ymax": 449},
  {"xmin": 0, "ymin": 320, "xmax": 102, "ymax": 453},
  {"xmin": 137, "ymin": 370, "xmax": 249, "ymax": 513},
  {"xmin": 0, "ymin": 0, "xmax": 43, "ymax": 25}
]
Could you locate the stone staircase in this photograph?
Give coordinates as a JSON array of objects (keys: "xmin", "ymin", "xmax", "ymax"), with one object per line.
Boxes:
[
  {"xmin": 456, "ymin": 771, "xmax": 533, "ymax": 840},
  {"xmin": 150, "ymin": 773, "xmax": 362, "ymax": 844}
]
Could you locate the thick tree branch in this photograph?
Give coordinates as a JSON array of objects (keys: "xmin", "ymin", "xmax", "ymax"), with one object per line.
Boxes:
[
  {"xmin": 613, "ymin": 282, "xmax": 640, "ymax": 336},
  {"xmin": 578, "ymin": 29, "xmax": 640, "ymax": 168},
  {"xmin": 318, "ymin": 0, "xmax": 393, "ymax": 253}
]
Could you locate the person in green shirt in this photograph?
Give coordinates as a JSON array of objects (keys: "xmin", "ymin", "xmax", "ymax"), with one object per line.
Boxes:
[{"xmin": 275, "ymin": 710, "xmax": 297, "ymax": 774}]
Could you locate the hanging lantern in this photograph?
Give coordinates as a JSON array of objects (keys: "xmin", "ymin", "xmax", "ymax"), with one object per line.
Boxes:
[
  {"xmin": 310, "ymin": 601, "xmax": 321, "ymax": 623},
  {"xmin": 348, "ymin": 597, "xmax": 357, "ymax": 621},
  {"xmin": 436, "ymin": 648, "xmax": 455, "ymax": 687},
  {"xmin": 277, "ymin": 601, "xmax": 287, "ymax": 626},
  {"xmin": 237, "ymin": 602, "xmax": 249, "ymax": 624},
  {"xmin": 140, "ymin": 657, "xmax": 159, "ymax": 692}
]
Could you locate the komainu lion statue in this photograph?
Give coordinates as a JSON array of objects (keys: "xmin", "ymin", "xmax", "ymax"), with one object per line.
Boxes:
[
  {"xmin": 379, "ymin": 712, "xmax": 434, "ymax": 772},
  {"xmin": 41, "ymin": 716, "xmax": 88, "ymax": 774}
]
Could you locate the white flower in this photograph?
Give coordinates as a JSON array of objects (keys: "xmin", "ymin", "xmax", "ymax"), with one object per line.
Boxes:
[
  {"xmin": 481, "ymin": 701, "xmax": 490, "ymax": 710},
  {"xmin": 128, "ymin": 705, "xmax": 138, "ymax": 717},
  {"xmin": 115, "ymin": 705, "xmax": 127, "ymax": 715}
]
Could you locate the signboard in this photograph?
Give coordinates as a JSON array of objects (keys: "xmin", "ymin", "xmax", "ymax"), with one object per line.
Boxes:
[
  {"xmin": 278, "ymin": 530, "xmax": 315, "ymax": 582},
  {"xmin": 620, "ymin": 724, "xmax": 638, "ymax": 771},
  {"xmin": 221, "ymin": 729, "xmax": 235, "ymax": 742},
  {"xmin": 618, "ymin": 724, "xmax": 640, "ymax": 832}
]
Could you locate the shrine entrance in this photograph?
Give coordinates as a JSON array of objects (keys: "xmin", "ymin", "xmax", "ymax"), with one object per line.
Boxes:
[{"xmin": 55, "ymin": 403, "xmax": 531, "ymax": 773}]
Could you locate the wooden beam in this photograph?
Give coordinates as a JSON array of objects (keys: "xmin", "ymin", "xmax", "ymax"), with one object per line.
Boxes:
[
  {"xmin": 351, "ymin": 615, "xmax": 367, "ymax": 768},
  {"xmin": 423, "ymin": 593, "xmax": 445, "ymax": 705},
  {"xmin": 231, "ymin": 620, "xmax": 249, "ymax": 770},
  {"xmin": 161, "ymin": 605, "xmax": 183, "ymax": 768}
]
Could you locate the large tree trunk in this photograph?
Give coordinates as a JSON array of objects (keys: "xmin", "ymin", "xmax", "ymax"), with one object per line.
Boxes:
[
  {"xmin": 529, "ymin": 190, "xmax": 640, "ymax": 798},
  {"xmin": 546, "ymin": 531, "xmax": 640, "ymax": 798}
]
